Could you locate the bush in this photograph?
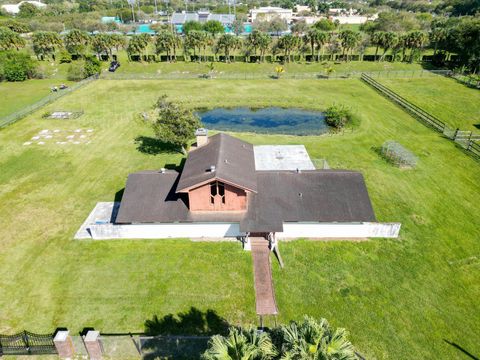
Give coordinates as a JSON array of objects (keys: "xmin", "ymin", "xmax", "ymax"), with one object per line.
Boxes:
[
  {"xmin": 67, "ymin": 61, "xmax": 86, "ymax": 81},
  {"xmin": 59, "ymin": 50, "xmax": 72, "ymax": 64},
  {"xmin": 325, "ymin": 104, "xmax": 352, "ymax": 129},
  {"xmin": 0, "ymin": 51, "xmax": 36, "ymax": 82},
  {"xmin": 84, "ymin": 56, "xmax": 101, "ymax": 77}
]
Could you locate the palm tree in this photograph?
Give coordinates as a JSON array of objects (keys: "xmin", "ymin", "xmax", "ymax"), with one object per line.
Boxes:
[
  {"xmin": 338, "ymin": 30, "xmax": 361, "ymax": 61},
  {"xmin": 257, "ymin": 32, "xmax": 272, "ymax": 62},
  {"xmin": 245, "ymin": 30, "xmax": 262, "ymax": 60},
  {"xmin": 126, "ymin": 34, "xmax": 150, "ymax": 61},
  {"xmin": 379, "ymin": 31, "xmax": 398, "ymax": 61},
  {"xmin": 305, "ymin": 28, "xmax": 324, "ymax": 61},
  {"xmin": 203, "ymin": 327, "xmax": 277, "ymax": 360},
  {"xmin": 278, "ymin": 317, "xmax": 357, "ymax": 360},
  {"xmin": 31, "ymin": 31, "xmax": 62, "ymax": 60},
  {"xmin": 405, "ymin": 31, "xmax": 428, "ymax": 63},
  {"xmin": 217, "ymin": 34, "xmax": 242, "ymax": 62},
  {"xmin": 429, "ymin": 27, "xmax": 447, "ymax": 56},
  {"xmin": 370, "ymin": 31, "xmax": 383, "ymax": 60},
  {"xmin": 63, "ymin": 29, "xmax": 90, "ymax": 58},
  {"xmin": 277, "ymin": 34, "xmax": 301, "ymax": 63}
]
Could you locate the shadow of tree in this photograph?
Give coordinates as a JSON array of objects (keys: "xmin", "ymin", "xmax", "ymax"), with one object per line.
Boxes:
[
  {"xmin": 135, "ymin": 136, "xmax": 180, "ymax": 155},
  {"xmin": 141, "ymin": 307, "xmax": 228, "ymax": 360},
  {"xmin": 141, "ymin": 336, "xmax": 210, "ymax": 360},
  {"xmin": 444, "ymin": 339, "xmax": 479, "ymax": 360},
  {"xmin": 144, "ymin": 307, "xmax": 229, "ymax": 336}
]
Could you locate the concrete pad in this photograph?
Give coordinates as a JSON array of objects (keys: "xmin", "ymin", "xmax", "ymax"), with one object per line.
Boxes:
[
  {"xmin": 75, "ymin": 202, "xmax": 120, "ymax": 239},
  {"xmin": 254, "ymin": 145, "xmax": 315, "ymax": 171}
]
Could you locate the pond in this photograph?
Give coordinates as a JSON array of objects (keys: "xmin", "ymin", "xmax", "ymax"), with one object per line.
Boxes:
[{"xmin": 196, "ymin": 107, "xmax": 329, "ymax": 135}]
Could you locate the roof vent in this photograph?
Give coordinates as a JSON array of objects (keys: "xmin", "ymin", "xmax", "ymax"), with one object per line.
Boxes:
[
  {"xmin": 160, "ymin": 168, "xmax": 166, "ymax": 173},
  {"xmin": 298, "ymin": 192, "xmax": 303, "ymax": 198},
  {"xmin": 296, "ymin": 168, "xmax": 302, "ymax": 173},
  {"xmin": 225, "ymin": 159, "xmax": 228, "ymax": 164},
  {"xmin": 210, "ymin": 165, "xmax": 216, "ymax": 172}
]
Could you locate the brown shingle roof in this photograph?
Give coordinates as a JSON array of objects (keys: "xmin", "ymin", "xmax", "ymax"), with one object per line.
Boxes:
[
  {"xmin": 176, "ymin": 133, "xmax": 257, "ymax": 193},
  {"xmin": 115, "ymin": 169, "xmax": 376, "ymax": 231},
  {"xmin": 115, "ymin": 170, "xmax": 246, "ymax": 224},
  {"xmin": 240, "ymin": 170, "xmax": 376, "ymax": 232}
]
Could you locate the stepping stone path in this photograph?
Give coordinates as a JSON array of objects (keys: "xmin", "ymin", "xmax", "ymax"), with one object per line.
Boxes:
[{"xmin": 23, "ymin": 129, "xmax": 95, "ymax": 146}]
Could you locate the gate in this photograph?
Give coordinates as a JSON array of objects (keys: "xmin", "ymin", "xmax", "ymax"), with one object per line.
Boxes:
[{"xmin": 0, "ymin": 331, "xmax": 57, "ymax": 355}]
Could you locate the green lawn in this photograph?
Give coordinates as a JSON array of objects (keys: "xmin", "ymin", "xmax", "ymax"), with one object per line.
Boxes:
[
  {"xmin": 378, "ymin": 76, "xmax": 480, "ymax": 131},
  {"xmin": 0, "ymin": 79, "xmax": 73, "ymax": 118},
  {"xmin": 111, "ymin": 51, "xmax": 425, "ymax": 75},
  {"xmin": 0, "ymin": 79, "xmax": 479, "ymax": 359}
]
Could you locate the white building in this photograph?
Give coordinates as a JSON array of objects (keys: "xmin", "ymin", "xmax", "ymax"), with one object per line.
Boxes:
[
  {"xmin": 250, "ymin": 7, "xmax": 293, "ymax": 23},
  {"xmin": 1, "ymin": 1, "xmax": 46, "ymax": 14}
]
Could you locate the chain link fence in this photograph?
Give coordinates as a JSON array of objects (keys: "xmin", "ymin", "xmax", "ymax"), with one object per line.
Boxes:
[
  {"xmin": 100, "ymin": 69, "xmax": 452, "ymax": 81},
  {"xmin": 0, "ymin": 75, "xmax": 98, "ymax": 129}
]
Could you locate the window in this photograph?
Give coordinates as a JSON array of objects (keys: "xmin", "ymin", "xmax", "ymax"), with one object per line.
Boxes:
[{"xmin": 210, "ymin": 181, "xmax": 226, "ymax": 206}]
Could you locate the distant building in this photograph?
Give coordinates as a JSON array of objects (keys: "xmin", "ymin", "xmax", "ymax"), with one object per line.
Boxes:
[
  {"xmin": 101, "ymin": 16, "xmax": 122, "ymax": 24},
  {"xmin": 1, "ymin": 0, "xmax": 46, "ymax": 14},
  {"xmin": 170, "ymin": 10, "xmax": 235, "ymax": 27},
  {"xmin": 250, "ymin": 7, "xmax": 293, "ymax": 23}
]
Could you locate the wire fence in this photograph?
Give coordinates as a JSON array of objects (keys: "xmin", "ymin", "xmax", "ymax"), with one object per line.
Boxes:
[
  {"xmin": 100, "ymin": 69, "xmax": 452, "ymax": 81},
  {"xmin": 361, "ymin": 73, "xmax": 480, "ymax": 160},
  {"xmin": 0, "ymin": 75, "xmax": 98, "ymax": 129}
]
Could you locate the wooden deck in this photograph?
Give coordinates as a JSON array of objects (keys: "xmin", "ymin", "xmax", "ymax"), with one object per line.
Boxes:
[{"xmin": 251, "ymin": 238, "xmax": 278, "ymax": 315}]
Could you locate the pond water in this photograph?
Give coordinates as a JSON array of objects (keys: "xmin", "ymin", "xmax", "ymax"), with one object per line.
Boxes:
[{"xmin": 196, "ymin": 107, "xmax": 329, "ymax": 135}]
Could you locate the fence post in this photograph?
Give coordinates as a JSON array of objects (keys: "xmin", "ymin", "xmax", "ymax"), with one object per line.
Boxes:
[
  {"xmin": 54, "ymin": 330, "xmax": 75, "ymax": 359},
  {"xmin": 84, "ymin": 330, "xmax": 103, "ymax": 360}
]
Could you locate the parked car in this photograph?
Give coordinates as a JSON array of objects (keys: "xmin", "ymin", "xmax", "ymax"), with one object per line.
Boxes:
[{"xmin": 109, "ymin": 61, "xmax": 120, "ymax": 72}]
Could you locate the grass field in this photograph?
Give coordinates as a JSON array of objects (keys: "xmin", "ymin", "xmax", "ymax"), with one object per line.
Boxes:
[
  {"xmin": 0, "ymin": 78, "xmax": 479, "ymax": 359},
  {"xmin": 379, "ymin": 76, "xmax": 480, "ymax": 131},
  {"xmin": 0, "ymin": 79, "xmax": 73, "ymax": 118},
  {"xmin": 110, "ymin": 52, "xmax": 425, "ymax": 75}
]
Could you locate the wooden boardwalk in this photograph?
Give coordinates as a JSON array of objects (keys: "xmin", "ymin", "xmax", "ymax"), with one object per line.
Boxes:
[{"xmin": 251, "ymin": 238, "xmax": 278, "ymax": 315}]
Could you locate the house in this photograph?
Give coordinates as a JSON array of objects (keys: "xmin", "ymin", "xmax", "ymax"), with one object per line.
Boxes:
[
  {"xmin": 1, "ymin": 0, "xmax": 46, "ymax": 14},
  {"xmin": 250, "ymin": 7, "xmax": 293, "ymax": 23},
  {"xmin": 74, "ymin": 131, "xmax": 400, "ymax": 246}
]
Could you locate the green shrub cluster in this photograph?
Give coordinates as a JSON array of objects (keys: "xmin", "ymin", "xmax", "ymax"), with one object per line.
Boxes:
[
  {"xmin": 67, "ymin": 55, "xmax": 101, "ymax": 81},
  {"xmin": 0, "ymin": 51, "xmax": 37, "ymax": 81},
  {"xmin": 325, "ymin": 104, "xmax": 353, "ymax": 129}
]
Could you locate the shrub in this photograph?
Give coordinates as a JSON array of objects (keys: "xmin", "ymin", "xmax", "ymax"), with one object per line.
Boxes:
[
  {"xmin": 67, "ymin": 61, "xmax": 86, "ymax": 81},
  {"xmin": 59, "ymin": 50, "xmax": 72, "ymax": 64},
  {"xmin": 325, "ymin": 104, "xmax": 352, "ymax": 129},
  {"xmin": 381, "ymin": 141, "xmax": 418, "ymax": 168},
  {"xmin": 84, "ymin": 56, "xmax": 101, "ymax": 77},
  {"xmin": 0, "ymin": 51, "xmax": 36, "ymax": 81}
]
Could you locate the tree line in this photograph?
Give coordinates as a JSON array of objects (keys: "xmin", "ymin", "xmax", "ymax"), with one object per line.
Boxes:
[{"xmin": 0, "ymin": 15, "xmax": 478, "ymax": 81}]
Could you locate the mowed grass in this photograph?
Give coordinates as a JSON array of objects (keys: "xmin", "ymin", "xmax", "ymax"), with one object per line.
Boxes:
[
  {"xmin": 0, "ymin": 79, "xmax": 73, "ymax": 118},
  {"xmin": 379, "ymin": 75, "xmax": 480, "ymax": 131},
  {"xmin": 0, "ymin": 79, "xmax": 479, "ymax": 359}
]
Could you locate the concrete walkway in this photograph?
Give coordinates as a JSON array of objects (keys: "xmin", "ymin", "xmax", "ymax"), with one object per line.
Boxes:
[{"xmin": 251, "ymin": 238, "xmax": 278, "ymax": 315}]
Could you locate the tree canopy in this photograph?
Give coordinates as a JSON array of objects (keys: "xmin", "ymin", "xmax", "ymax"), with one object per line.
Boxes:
[{"xmin": 149, "ymin": 95, "xmax": 202, "ymax": 154}]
